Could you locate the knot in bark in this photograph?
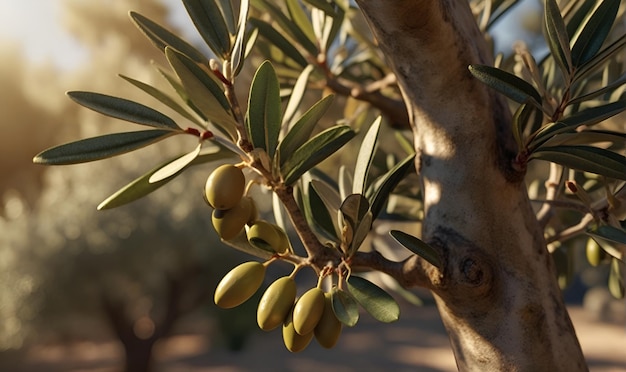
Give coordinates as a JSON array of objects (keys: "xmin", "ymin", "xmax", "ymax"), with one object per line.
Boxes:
[{"xmin": 461, "ymin": 258, "xmax": 484, "ymax": 285}]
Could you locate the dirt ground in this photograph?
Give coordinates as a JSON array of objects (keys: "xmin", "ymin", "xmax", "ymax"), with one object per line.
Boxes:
[{"xmin": 2, "ymin": 305, "xmax": 624, "ymax": 372}]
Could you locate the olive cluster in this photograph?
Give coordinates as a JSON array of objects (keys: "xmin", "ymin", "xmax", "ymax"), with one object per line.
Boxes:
[
  {"xmin": 214, "ymin": 262, "xmax": 343, "ymax": 352},
  {"xmin": 206, "ymin": 165, "xmax": 290, "ymax": 253}
]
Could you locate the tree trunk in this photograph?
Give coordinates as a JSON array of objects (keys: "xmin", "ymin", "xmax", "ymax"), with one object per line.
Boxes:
[{"xmin": 355, "ymin": 1, "xmax": 587, "ymax": 370}]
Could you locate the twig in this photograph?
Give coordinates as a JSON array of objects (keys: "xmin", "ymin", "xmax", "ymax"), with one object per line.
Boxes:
[{"xmin": 545, "ymin": 213, "xmax": 594, "ymax": 244}]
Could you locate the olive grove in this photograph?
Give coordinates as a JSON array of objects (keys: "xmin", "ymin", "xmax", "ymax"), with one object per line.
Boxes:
[{"xmin": 32, "ymin": 0, "xmax": 625, "ymax": 371}]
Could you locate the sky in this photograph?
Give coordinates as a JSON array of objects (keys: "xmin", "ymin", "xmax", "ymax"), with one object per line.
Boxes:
[
  {"xmin": 0, "ymin": 1, "xmax": 89, "ymax": 70},
  {"xmin": 0, "ymin": 0, "xmax": 195, "ymax": 71}
]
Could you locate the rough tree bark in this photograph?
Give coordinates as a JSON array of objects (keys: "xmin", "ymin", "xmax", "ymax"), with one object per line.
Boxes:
[{"xmin": 354, "ymin": 1, "xmax": 587, "ymax": 370}]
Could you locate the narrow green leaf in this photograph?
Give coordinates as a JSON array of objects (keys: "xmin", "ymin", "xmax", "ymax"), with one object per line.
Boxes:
[
  {"xmin": 349, "ymin": 211, "xmax": 372, "ymax": 256},
  {"xmin": 353, "ymin": 117, "xmax": 381, "ymax": 195},
  {"xmin": 608, "ymin": 258, "xmax": 624, "ymax": 299},
  {"xmin": 182, "ymin": 0, "xmax": 231, "ymax": 58},
  {"xmin": 541, "ymin": 129, "xmax": 626, "ymax": 147},
  {"xmin": 469, "ymin": 64, "xmax": 541, "ymax": 105},
  {"xmin": 119, "ymin": 74, "xmax": 203, "ymax": 127},
  {"xmin": 249, "ymin": 18, "xmax": 308, "ymax": 67},
  {"xmin": 67, "ymin": 91, "xmax": 181, "ymax": 130},
  {"xmin": 562, "ymin": 100, "xmax": 626, "ymax": 129},
  {"xmin": 165, "ymin": 47, "xmax": 238, "ymax": 139},
  {"xmin": 366, "ymin": 154, "xmax": 415, "ymax": 221},
  {"xmin": 390, "ymin": 230, "xmax": 442, "ymax": 270},
  {"xmin": 347, "ymin": 276, "xmax": 400, "ymax": 323},
  {"xmin": 149, "ymin": 143, "xmax": 202, "ymax": 183},
  {"xmin": 571, "ymin": 0, "xmax": 620, "ymax": 68},
  {"xmin": 33, "ymin": 130, "xmax": 177, "ymax": 165},
  {"xmin": 247, "ymin": 61, "xmax": 282, "ymax": 158},
  {"xmin": 587, "ymin": 225, "xmax": 626, "ymax": 247},
  {"xmin": 129, "ymin": 11, "xmax": 208, "ymax": 64},
  {"xmin": 531, "ymin": 145, "xmax": 626, "ymax": 180},
  {"xmin": 279, "ymin": 94, "xmax": 335, "ymax": 165},
  {"xmin": 281, "ymin": 125, "xmax": 355, "ymax": 185},
  {"xmin": 216, "ymin": 0, "xmax": 237, "ymax": 35},
  {"xmin": 308, "ymin": 181, "xmax": 340, "ymax": 240},
  {"xmin": 97, "ymin": 146, "xmax": 228, "ymax": 210},
  {"xmin": 340, "ymin": 194, "xmax": 370, "ymax": 232},
  {"xmin": 574, "ymin": 34, "xmax": 626, "ymax": 82},
  {"xmin": 286, "ymin": 0, "xmax": 316, "ymax": 45},
  {"xmin": 253, "ymin": 0, "xmax": 319, "ymax": 56},
  {"xmin": 544, "ymin": 0, "xmax": 572, "ymax": 76},
  {"xmin": 331, "ymin": 287, "xmax": 359, "ymax": 327},
  {"xmin": 565, "ymin": 0, "xmax": 596, "ymax": 39},
  {"xmin": 231, "ymin": 0, "xmax": 250, "ymax": 75},
  {"xmin": 302, "ymin": 0, "xmax": 337, "ymax": 14},
  {"xmin": 282, "ymin": 64, "xmax": 315, "ymax": 128},
  {"xmin": 568, "ymin": 72, "xmax": 626, "ymax": 106}
]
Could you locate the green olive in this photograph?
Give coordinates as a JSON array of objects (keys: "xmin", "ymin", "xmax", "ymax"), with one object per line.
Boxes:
[
  {"xmin": 214, "ymin": 261, "xmax": 266, "ymax": 309},
  {"xmin": 282, "ymin": 308, "xmax": 314, "ymax": 352},
  {"xmin": 247, "ymin": 220, "xmax": 281, "ymax": 252},
  {"xmin": 314, "ymin": 292, "xmax": 342, "ymax": 348},
  {"xmin": 205, "ymin": 164, "xmax": 245, "ymax": 210},
  {"xmin": 586, "ymin": 238, "xmax": 605, "ymax": 267},
  {"xmin": 272, "ymin": 224, "xmax": 291, "ymax": 254},
  {"xmin": 212, "ymin": 197, "xmax": 253, "ymax": 240},
  {"xmin": 257, "ymin": 276, "xmax": 296, "ymax": 331},
  {"xmin": 293, "ymin": 287, "xmax": 325, "ymax": 335}
]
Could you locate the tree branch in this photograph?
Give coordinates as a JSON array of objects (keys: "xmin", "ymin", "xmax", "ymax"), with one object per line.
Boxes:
[{"xmin": 351, "ymin": 250, "xmax": 439, "ymax": 289}]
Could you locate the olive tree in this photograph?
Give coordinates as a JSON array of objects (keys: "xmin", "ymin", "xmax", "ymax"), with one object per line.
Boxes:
[{"xmin": 34, "ymin": 0, "xmax": 625, "ymax": 370}]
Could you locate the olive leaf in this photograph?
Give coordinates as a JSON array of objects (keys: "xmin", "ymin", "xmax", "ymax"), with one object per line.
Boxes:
[
  {"xmin": 98, "ymin": 145, "xmax": 229, "ymax": 210},
  {"xmin": 469, "ymin": 64, "xmax": 542, "ymax": 107},
  {"xmin": 286, "ymin": 0, "xmax": 316, "ymax": 45},
  {"xmin": 353, "ymin": 117, "xmax": 381, "ymax": 195},
  {"xmin": 570, "ymin": 0, "xmax": 620, "ymax": 68},
  {"xmin": 253, "ymin": 0, "xmax": 318, "ymax": 56},
  {"xmin": 390, "ymin": 230, "xmax": 442, "ymax": 270},
  {"xmin": 544, "ymin": 0, "xmax": 572, "ymax": 77},
  {"xmin": 149, "ymin": 143, "xmax": 202, "ymax": 183},
  {"xmin": 587, "ymin": 225, "xmax": 626, "ymax": 260},
  {"xmin": 165, "ymin": 47, "xmax": 238, "ymax": 139},
  {"xmin": 340, "ymin": 194, "xmax": 370, "ymax": 233},
  {"xmin": 331, "ymin": 287, "xmax": 359, "ymax": 327},
  {"xmin": 33, "ymin": 130, "xmax": 178, "ymax": 165},
  {"xmin": 249, "ymin": 18, "xmax": 308, "ymax": 68},
  {"xmin": 231, "ymin": 0, "xmax": 250, "ymax": 75},
  {"xmin": 530, "ymin": 145, "xmax": 626, "ymax": 180},
  {"xmin": 119, "ymin": 74, "xmax": 204, "ymax": 127},
  {"xmin": 306, "ymin": 180, "xmax": 340, "ymax": 241},
  {"xmin": 129, "ymin": 11, "xmax": 208, "ymax": 64},
  {"xmin": 67, "ymin": 91, "xmax": 182, "ymax": 130},
  {"xmin": 347, "ymin": 276, "xmax": 400, "ymax": 323},
  {"xmin": 246, "ymin": 61, "xmax": 282, "ymax": 158},
  {"xmin": 366, "ymin": 154, "xmax": 416, "ymax": 221},
  {"xmin": 278, "ymin": 94, "xmax": 335, "ymax": 165},
  {"xmin": 281, "ymin": 125, "xmax": 355, "ymax": 185},
  {"xmin": 282, "ymin": 64, "xmax": 315, "ymax": 128},
  {"xmin": 182, "ymin": 0, "xmax": 231, "ymax": 58}
]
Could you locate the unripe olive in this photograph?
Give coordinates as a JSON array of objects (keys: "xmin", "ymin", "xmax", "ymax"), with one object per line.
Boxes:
[
  {"xmin": 214, "ymin": 261, "xmax": 266, "ymax": 309},
  {"xmin": 257, "ymin": 276, "xmax": 296, "ymax": 331},
  {"xmin": 282, "ymin": 308, "xmax": 314, "ymax": 352},
  {"xmin": 247, "ymin": 220, "xmax": 281, "ymax": 252},
  {"xmin": 205, "ymin": 164, "xmax": 245, "ymax": 210},
  {"xmin": 273, "ymin": 225, "xmax": 291, "ymax": 254},
  {"xmin": 293, "ymin": 287, "xmax": 325, "ymax": 335},
  {"xmin": 212, "ymin": 197, "xmax": 253, "ymax": 240},
  {"xmin": 314, "ymin": 292, "xmax": 342, "ymax": 348},
  {"xmin": 586, "ymin": 238, "xmax": 605, "ymax": 267}
]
